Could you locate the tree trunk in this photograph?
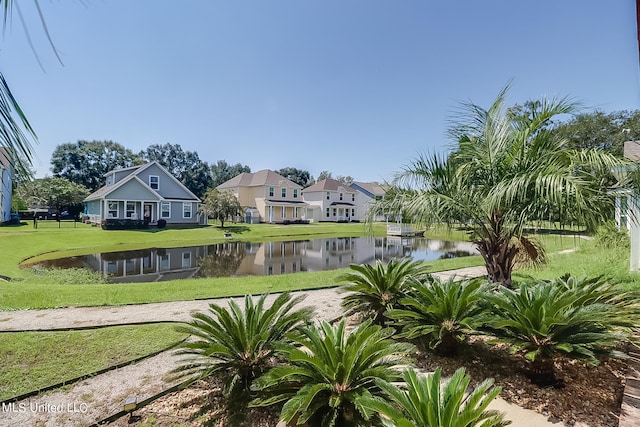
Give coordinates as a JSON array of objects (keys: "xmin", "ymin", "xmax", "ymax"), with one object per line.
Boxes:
[
  {"xmin": 474, "ymin": 213, "xmax": 521, "ymax": 288},
  {"xmin": 528, "ymin": 358, "xmax": 558, "ymax": 387}
]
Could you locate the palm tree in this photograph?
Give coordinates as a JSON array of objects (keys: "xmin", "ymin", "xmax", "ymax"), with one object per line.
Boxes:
[
  {"xmin": 361, "ymin": 368, "xmax": 508, "ymax": 427},
  {"xmin": 483, "ymin": 278, "xmax": 630, "ymax": 386},
  {"xmin": 375, "ymin": 86, "xmax": 623, "ymax": 287},
  {"xmin": 387, "ymin": 276, "xmax": 491, "ymax": 356},
  {"xmin": 251, "ymin": 319, "xmax": 415, "ymax": 427},
  {"xmin": 340, "ymin": 258, "xmax": 430, "ymax": 326},
  {"xmin": 0, "ymin": 1, "xmax": 41, "ymax": 179},
  {"xmin": 172, "ymin": 292, "xmax": 314, "ymax": 397}
]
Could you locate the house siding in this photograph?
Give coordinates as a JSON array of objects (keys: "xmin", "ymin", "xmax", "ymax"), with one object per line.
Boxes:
[
  {"xmin": 0, "ymin": 167, "xmax": 11, "ymax": 223},
  {"xmin": 136, "ymin": 164, "xmax": 190, "ymax": 199}
]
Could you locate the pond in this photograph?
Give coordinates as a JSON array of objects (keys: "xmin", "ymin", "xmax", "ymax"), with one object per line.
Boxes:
[{"xmin": 31, "ymin": 236, "xmax": 478, "ymax": 283}]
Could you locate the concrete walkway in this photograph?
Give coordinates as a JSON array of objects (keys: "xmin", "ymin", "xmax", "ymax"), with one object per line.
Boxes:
[{"xmin": 0, "ymin": 266, "xmax": 566, "ymax": 426}]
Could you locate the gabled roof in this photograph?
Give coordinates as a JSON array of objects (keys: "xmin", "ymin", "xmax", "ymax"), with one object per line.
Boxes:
[
  {"xmin": 303, "ymin": 178, "xmax": 357, "ymax": 193},
  {"xmin": 351, "ymin": 181, "xmax": 387, "ymax": 198},
  {"xmin": 217, "ymin": 169, "xmax": 302, "ymax": 189},
  {"xmin": 84, "ymin": 161, "xmax": 200, "ymax": 202}
]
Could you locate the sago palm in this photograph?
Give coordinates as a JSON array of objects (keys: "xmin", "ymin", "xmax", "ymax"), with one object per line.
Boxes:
[
  {"xmin": 483, "ymin": 279, "xmax": 628, "ymax": 386},
  {"xmin": 251, "ymin": 319, "xmax": 415, "ymax": 427},
  {"xmin": 172, "ymin": 292, "xmax": 313, "ymax": 397},
  {"xmin": 340, "ymin": 258, "xmax": 430, "ymax": 326},
  {"xmin": 387, "ymin": 276, "xmax": 491, "ymax": 356},
  {"xmin": 361, "ymin": 368, "xmax": 508, "ymax": 427},
  {"xmin": 374, "ymin": 85, "xmax": 624, "ymax": 288}
]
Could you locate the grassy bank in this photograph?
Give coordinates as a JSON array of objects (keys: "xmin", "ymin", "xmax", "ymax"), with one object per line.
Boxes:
[{"xmin": 0, "ymin": 323, "xmax": 186, "ymax": 401}]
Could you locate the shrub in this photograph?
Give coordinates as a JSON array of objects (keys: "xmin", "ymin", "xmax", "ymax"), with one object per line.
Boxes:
[
  {"xmin": 594, "ymin": 221, "xmax": 629, "ymax": 249},
  {"xmin": 483, "ymin": 277, "xmax": 633, "ymax": 386},
  {"xmin": 100, "ymin": 218, "xmax": 146, "ymax": 230},
  {"xmin": 387, "ymin": 276, "xmax": 491, "ymax": 356},
  {"xmin": 362, "ymin": 368, "xmax": 508, "ymax": 427},
  {"xmin": 172, "ymin": 292, "xmax": 313, "ymax": 398},
  {"xmin": 252, "ymin": 319, "xmax": 415, "ymax": 426},
  {"xmin": 340, "ymin": 259, "xmax": 430, "ymax": 326},
  {"xmin": 157, "ymin": 219, "xmax": 167, "ymax": 228}
]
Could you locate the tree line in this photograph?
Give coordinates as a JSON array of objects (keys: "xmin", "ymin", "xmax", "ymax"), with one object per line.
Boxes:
[{"xmin": 12, "ymin": 107, "xmax": 640, "ymax": 220}]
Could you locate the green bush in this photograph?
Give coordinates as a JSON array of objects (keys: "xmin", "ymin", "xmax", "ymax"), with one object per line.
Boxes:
[
  {"xmin": 594, "ymin": 221, "xmax": 630, "ymax": 249},
  {"xmin": 101, "ymin": 218, "xmax": 147, "ymax": 230},
  {"xmin": 340, "ymin": 259, "xmax": 430, "ymax": 326},
  {"xmin": 172, "ymin": 292, "xmax": 313, "ymax": 398},
  {"xmin": 483, "ymin": 276, "xmax": 634, "ymax": 385},
  {"xmin": 361, "ymin": 368, "xmax": 508, "ymax": 427},
  {"xmin": 252, "ymin": 319, "xmax": 415, "ymax": 426},
  {"xmin": 388, "ymin": 276, "xmax": 491, "ymax": 356}
]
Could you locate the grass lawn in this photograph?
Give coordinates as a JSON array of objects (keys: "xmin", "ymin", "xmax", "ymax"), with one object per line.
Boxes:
[
  {"xmin": 0, "ymin": 323, "xmax": 186, "ymax": 401},
  {"xmin": 0, "ymin": 222, "xmax": 483, "ymax": 309}
]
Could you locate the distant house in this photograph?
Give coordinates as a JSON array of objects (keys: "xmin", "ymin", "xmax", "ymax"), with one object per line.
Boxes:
[
  {"xmin": 84, "ymin": 161, "xmax": 204, "ymax": 226},
  {"xmin": 0, "ymin": 148, "xmax": 13, "ymax": 224},
  {"xmin": 350, "ymin": 181, "xmax": 388, "ymax": 221},
  {"xmin": 217, "ymin": 169, "xmax": 309, "ymax": 223},
  {"xmin": 615, "ymin": 141, "xmax": 640, "ymax": 269},
  {"xmin": 302, "ymin": 178, "xmax": 360, "ymax": 222}
]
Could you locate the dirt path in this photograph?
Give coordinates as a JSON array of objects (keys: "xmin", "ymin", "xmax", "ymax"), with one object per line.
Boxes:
[{"xmin": 0, "ymin": 266, "xmax": 564, "ymax": 426}]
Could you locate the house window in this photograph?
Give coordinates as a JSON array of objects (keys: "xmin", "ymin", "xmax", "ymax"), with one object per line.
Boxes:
[
  {"xmin": 107, "ymin": 201, "xmax": 118, "ymax": 218},
  {"xmin": 351, "ymin": 193, "xmax": 355, "ymax": 202},
  {"xmin": 326, "ymin": 208, "xmax": 330, "ymax": 218},
  {"xmin": 280, "ymin": 263, "xmax": 285, "ymax": 274},
  {"xmin": 339, "ymin": 193, "xmax": 343, "ymax": 201},
  {"xmin": 161, "ymin": 202, "xmax": 171, "ymax": 218},
  {"xmin": 126, "ymin": 202, "xmax": 135, "ymax": 218},
  {"xmin": 269, "ymin": 187, "xmax": 274, "ymax": 197},
  {"xmin": 149, "ymin": 175, "xmax": 159, "ymax": 190},
  {"xmin": 326, "ymin": 192, "xmax": 330, "ymax": 200},
  {"xmin": 183, "ymin": 202, "xmax": 192, "ymax": 218},
  {"xmin": 352, "ymin": 208, "xmax": 355, "ymax": 217},
  {"xmin": 281, "ymin": 206, "xmax": 286, "ymax": 219},
  {"xmin": 293, "ymin": 189, "xmax": 298, "ymax": 198},
  {"xmin": 332, "ymin": 208, "xmax": 337, "ymax": 216},
  {"xmin": 293, "ymin": 207, "xmax": 298, "ymax": 218},
  {"xmin": 282, "ymin": 188, "xmax": 287, "ymax": 197}
]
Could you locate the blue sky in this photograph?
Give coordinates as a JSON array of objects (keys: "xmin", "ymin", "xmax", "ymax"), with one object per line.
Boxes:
[{"xmin": 2, "ymin": 1, "xmax": 639, "ymax": 182}]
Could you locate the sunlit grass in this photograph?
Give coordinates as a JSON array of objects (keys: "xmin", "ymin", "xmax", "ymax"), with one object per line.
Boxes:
[{"xmin": 0, "ymin": 323, "xmax": 186, "ymax": 401}]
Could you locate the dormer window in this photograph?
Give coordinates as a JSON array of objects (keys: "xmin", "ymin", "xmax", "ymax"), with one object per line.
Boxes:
[
  {"xmin": 339, "ymin": 193, "xmax": 343, "ymax": 201},
  {"xmin": 149, "ymin": 175, "xmax": 159, "ymax": 190},
  {"xmin": 282, "ymin": 188, "xmax": 287, "ymax": 198}
]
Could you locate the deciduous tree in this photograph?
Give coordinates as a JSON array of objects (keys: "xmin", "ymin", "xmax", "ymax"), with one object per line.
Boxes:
[
  {"xmin": 210, "ymin": 160, "xmax": 251, "ymax": 188},
  {"xmin": 16, "ymin": 177, "xmax": 90, "ymax": 217},
  {"xmin": 51, "ymin": 140, "xmax": 141, "ymax": 192},
  {"xmin": 275, "ymin": 167, "xmax": 314, "ymax": 187},
  {"xmin": 139, "ymin": 143, "xmax": 212, "ymax": 198},
  {"xmin": 199, "ymin": 188, "xmax": 242, "ymax": 228}
]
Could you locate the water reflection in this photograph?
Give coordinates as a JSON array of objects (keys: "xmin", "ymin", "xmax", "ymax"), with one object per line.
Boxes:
[{"xmin": 32, "ymin": 236, "xmax": 478, "ymax": 283}]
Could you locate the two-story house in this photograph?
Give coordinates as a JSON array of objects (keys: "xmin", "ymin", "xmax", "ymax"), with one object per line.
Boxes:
[
  {"xmin": 84, "ymin": 161, "xmax": 204, "ymax": 226},
  {"xmin": 0, "ymin": 148, "xmax": 13, "ymax": 224},
  {"xmin": 350, "ymin": 181, "xmax": 388, "ymax": 221},
  {"xmin": 217, "ymin": 169, "xmax": 309, "ymax": 223},
  {"xmin": 302, "ymin": 178, "xmax": 359, "ymax": 222}
]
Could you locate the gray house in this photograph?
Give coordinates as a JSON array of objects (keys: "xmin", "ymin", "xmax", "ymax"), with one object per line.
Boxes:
[{"xmin": 84, "ymin": 161, "xmax": 204, "ymax": 226}]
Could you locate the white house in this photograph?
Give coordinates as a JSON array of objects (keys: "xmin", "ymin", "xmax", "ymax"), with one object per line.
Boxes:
[
  {"xmin": 615, "ymin": 141, "xmax": 640, "ymax": 270},
  {"xmin": 302, "ymin": 179, "xmax": 360, "ymax": 222},
  {"xmin": 0, "ymin": 148, "xmax": 13, "ymax": 224}
]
